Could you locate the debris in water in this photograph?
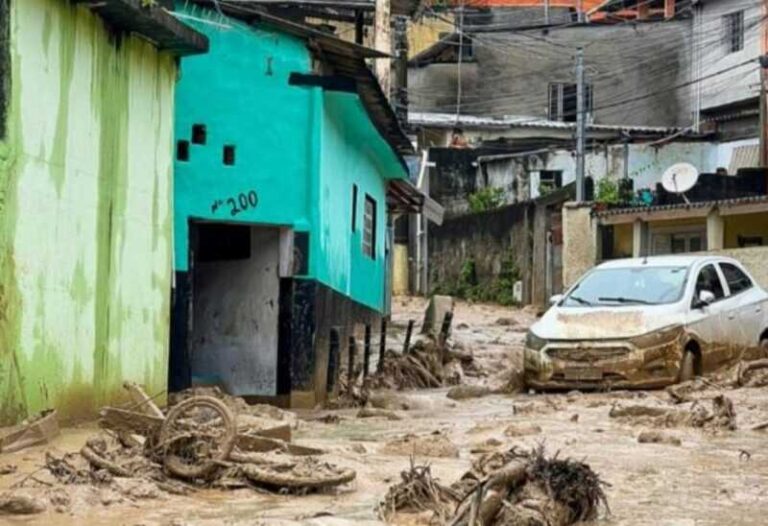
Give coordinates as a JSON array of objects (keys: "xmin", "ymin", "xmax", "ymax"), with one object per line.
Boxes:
[
  {"xmin": 447, "ymin": 385, "xmax": 492, "ymax": 400},
  {"xmin": 378, "ymin": 459, "xmax": 459, "ymax": 523},
  {"xmin": 381, "ymin": 433, "xmax": 460, "ymax": 458},
  {"xmin": 637, "ymin": 430, "xmax": 682, "ymax": 446},
  {"xmin": 356, "ymin": 407, "xmax": 403, "ymax": 421},
  {"xmin": 0, "ymin": 490, "xmax": 46, "ymax": 515},
  {"xmin": 503, "ymin": 423, "xmax": 542, "ymax": 437},
  {"xmin": 0, "ymin": 410, "xmax": 60, "ymax": 454},
  {"xmin": 447, "ymin": 446, "xmax": 608, "ymax": 526}
]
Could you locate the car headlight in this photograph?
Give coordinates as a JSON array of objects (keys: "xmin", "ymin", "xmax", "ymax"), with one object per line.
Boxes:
[
  {"xmin": 628, "ymin": 324, "xmax": 684, "ymax": 349},
  {"xmin": 525, "ymin": 331, "xmax": 546, "ymax": 351}
]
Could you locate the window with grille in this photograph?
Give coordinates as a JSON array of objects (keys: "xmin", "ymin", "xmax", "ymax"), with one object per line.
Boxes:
[
  {"xmin": 548, "ymin": 82, "xmax": 592, "ymax": 122},
  {"xmin": 363, "ymin": 195, "xmax": 376, "ymax": 260},
  {"xmin": 724, "ymin": 11, "xmax": 744, "ymax": 53}
]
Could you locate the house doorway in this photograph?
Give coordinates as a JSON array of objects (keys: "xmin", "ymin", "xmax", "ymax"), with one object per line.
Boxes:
[{"xmin": 186, "ymin": 221, "xmax": 281, "ymax": 397}]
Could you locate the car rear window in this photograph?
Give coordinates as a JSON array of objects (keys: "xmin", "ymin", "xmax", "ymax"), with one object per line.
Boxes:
[{"xmin": 719, "ymin": 262, "xmax": 752, "ymax": 295}]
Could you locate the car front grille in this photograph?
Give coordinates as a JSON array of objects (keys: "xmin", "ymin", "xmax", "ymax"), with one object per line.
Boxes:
[{"xmin": 546, "ymin": 346, "xmax": 631, "ymax": 363}]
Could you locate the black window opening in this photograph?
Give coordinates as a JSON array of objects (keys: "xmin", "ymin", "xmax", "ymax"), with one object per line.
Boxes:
[
  {"xmin": 539, "ymin": 170, "xmax": 563, "ymax": 194},
  {"xmin": 176, "ymin": 140, "xmax": 190, "ymax": 161},
  {"xmin": 192, "ymin": 123, "xmax": 207, "ymax": 145},
  {"xmin": 548, "ymin": 82, "xmax": 593, "ymax": 122},
  {"xmin": 196, "ymin": 223, "xmax": 251, "ymax": 262},
  {"xmin": 223, "ymin": 145, "xmax": 236, "ymax": 166},
  {"xmin": 363, "ymin": 195, "xmax": 376, "ymax": 260},
  {"xmin": 719, "ymin": 263, "xmax": 753, "ymax": 295},
  {"xmin": 0, "ymin": 0, "xmax": 8, "ymax": 141},
  {"xmin": 724, "ymin": 11, "xmax": 744, "ymax": 53},
  {"xmin": 351, "ymin": 184, "xmax": 358, "ymax": 232}
]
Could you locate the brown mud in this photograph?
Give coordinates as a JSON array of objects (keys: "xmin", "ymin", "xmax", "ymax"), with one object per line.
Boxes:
[{"xmin": 1, "ymin": 297, "xmax": 768, "ymax": 525}]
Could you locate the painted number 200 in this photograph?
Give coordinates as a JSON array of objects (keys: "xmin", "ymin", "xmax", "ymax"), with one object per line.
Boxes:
[{"xmin": 227, "ymin": 191, "xmax": 258, "ymax": 217}]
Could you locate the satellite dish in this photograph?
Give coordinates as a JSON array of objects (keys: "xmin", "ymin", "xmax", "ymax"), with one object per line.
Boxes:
[{"xmin": 661, "ymin": 163, "xmax": 699, "ymax": 194}]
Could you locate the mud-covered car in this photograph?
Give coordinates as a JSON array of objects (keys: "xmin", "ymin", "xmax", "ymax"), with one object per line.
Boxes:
[{"xmin": 524, "ymin": 255, "xmax": 768, "ymax": 390}]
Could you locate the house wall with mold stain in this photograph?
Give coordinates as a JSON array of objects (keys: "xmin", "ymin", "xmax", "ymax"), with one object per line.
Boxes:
[{"xmin": 0, "ymin": 0, "xmax": 178, "ymax": 424}]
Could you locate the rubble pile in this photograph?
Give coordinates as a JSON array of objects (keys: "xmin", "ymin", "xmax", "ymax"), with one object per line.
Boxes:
[
  {"xmin": 381, "ymin": 446, "xmax": 608, "ymax": 526},
  {"xmin": 371, "ymin": 336, "xmax": 479, "ymax": 391},
  {"xmin": 3, "ymin": 384, "xmax": 355, "ymax": 516},
  {"xmin": 609, "ymin": 394, "xmax": 737, "ymax": 431}
]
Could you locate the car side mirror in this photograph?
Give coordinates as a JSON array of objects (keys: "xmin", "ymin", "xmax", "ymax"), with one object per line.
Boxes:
[
  {"xmin": 549, "ymin": 294, "xmax": 564, "ymax": 305},
  {"xmin": 694, "ymin": 290, "xmax": 716, "ymax": 309}
]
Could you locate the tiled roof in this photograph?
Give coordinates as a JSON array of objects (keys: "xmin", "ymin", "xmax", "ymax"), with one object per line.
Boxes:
[{"xmin": 593, "ymin": 194, "xmax": 768, "ymax": 217}]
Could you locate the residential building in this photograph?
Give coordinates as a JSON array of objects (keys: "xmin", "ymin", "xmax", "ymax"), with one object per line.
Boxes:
[
  {"xmin": 693, "ymin": 0, "xmax": 764, "ymax": 156},
  {"xmin": 169, "ymin": 6, "xmax": 421, "ymax": 408},
  {"xmin": 0, "ymin": 0, "xmax": 207, "ymax": 425}
]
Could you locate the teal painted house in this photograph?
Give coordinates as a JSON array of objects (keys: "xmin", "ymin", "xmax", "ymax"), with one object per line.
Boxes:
[{"xmin": 170, "ymin": 5, "xmax": 420, "ymax": 407}]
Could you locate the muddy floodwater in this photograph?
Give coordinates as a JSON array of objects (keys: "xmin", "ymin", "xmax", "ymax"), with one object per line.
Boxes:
[{"xmin": 2, "ymin": 297, "xmax": 768, "ymax": 525}]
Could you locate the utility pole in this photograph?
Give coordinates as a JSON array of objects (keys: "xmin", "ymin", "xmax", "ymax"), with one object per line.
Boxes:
[
  {"xmin": 374, "ymin": 0, "xmax": 392, "ymax": 98},
  {"xmin": 575, "ymin": 47, "xmax": 586, "ymax": 201}
]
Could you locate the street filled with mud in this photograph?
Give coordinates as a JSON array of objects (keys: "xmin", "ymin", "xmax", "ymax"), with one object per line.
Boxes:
[{"xmin": 2, "ymin": 297, "xmax": 768, "ymax": 525}]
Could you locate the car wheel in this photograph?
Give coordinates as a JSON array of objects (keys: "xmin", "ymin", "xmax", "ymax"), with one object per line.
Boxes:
[
  {"xmin": 679, "ymin": 350, "xmax": 696, "ymax": 383},
  {"xmin": 761, "ymin": 338, "xmax": 768, "ymax": 359}
]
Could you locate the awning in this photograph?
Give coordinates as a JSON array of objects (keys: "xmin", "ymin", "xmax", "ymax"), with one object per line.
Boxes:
[{"xmin": 387, "ymin": 179, "xmax": 425, "ymax": 215}]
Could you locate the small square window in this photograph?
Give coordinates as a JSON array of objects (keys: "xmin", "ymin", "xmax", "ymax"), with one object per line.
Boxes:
[
  {"xmin": 191, "ymin": 124, "xmax": 207, "ymax": 145},
  {"xmin": 363, "ymin": 195, "xmax": 376, "ymax": 259},
  {"xmin": 223, "ymin": 145, "xmax": 236, "ymax": 166},
  {"xmin": 176, "ymin": 140, "xmax": 190, "ymax": 161}
]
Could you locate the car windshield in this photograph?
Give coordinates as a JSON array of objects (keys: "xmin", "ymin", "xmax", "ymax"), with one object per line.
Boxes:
[{"xmin": 562, "ymin": 265, "xmax": 689, "ymax": 307}]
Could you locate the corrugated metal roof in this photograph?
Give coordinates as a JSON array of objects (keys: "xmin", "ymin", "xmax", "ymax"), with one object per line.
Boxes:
[
  {"xmin": 408, "ymin": 111, "xmax": 683, "ymax": 135},
  {"xmin": 593, "ymin": 194, "xmax": 768, "ymax": 218}
]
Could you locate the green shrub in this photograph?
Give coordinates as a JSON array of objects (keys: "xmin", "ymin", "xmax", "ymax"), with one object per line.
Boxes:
[
  {"xmin": 430, "ymin": 252, "xmax": 521, "ymax": 306},
  {"xmin": 468, "ymin": 187, "xmax": 505, "ymax": 213},
  {"xmin": 595, "ymin": 178, "xmax": 620, "ymax": 204}
]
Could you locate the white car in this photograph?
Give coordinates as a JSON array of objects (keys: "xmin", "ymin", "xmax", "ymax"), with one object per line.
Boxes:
[{"xmin": 524, "ymin": 255, "xmax": 768, "ymax": 390}]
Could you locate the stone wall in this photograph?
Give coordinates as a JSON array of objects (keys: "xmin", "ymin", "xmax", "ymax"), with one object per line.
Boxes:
[{"xmin": 429, "ymin": 202, "xmax": 532, "ymax": 303}]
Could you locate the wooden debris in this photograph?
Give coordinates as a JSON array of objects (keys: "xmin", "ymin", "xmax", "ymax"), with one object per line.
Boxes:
[{"xmin": 0, "ymin": 410, "xmax": 59, "ymax": 454}]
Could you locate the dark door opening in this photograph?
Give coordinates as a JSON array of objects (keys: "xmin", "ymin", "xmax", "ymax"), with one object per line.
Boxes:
[{"xmin": 171, "ymin": 221, "xmax": 281, "ymax": 397}]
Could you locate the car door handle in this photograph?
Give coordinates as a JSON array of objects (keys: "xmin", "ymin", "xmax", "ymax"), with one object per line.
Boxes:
[
  {"xmin": 727, "ymin": 314, "xmax": 736, "ymax": 320},
  {"xmin": 757, "ymin": 306, "xmax": 763, "ymax": 313}
]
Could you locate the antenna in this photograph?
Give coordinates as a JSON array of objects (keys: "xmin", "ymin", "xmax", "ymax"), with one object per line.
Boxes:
[{"xmin": 661, "ymin": 163, "xmax": 699, "ymax": 205}]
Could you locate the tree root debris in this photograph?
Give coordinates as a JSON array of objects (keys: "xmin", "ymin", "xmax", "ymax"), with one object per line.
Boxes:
[
  {"xmin": 378, "ymin": 459, "xmax": 460, "ymax": 523},
  {"xmin": 382, "ymin": 446, "xmax": 608, "ymax": 526}
]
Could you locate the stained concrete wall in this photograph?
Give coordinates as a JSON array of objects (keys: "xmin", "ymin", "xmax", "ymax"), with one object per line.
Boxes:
[
  {"xmin": 409, "ymin": 21, "xmax": 693, "ymax": 127},
  {"xmin": 409, "ymin": 63, "xmax": 479, "ymax": 115},
  {"xmin": 429, "ymin": 202, "xmax": 532, "ymax": 301},
  {"xmin": 0, "ymin": 0, "xmax": 177, "ymax": 424},
  {"xmin": 562, "ymin": 203, "xmax": 597, "ymax": 289},
  {"xmin": 190, "ymin": 228, "xmax": 280, "ymax": 397}
]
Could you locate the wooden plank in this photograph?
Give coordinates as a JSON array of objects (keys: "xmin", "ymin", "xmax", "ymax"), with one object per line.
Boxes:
[
  {"xmin": 123, "ymin": 381, "xmax": 164, "ymax": 419},
  {"xmin": 99, "ymin": 407, "xmax": 164, "ymax": 436}
]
